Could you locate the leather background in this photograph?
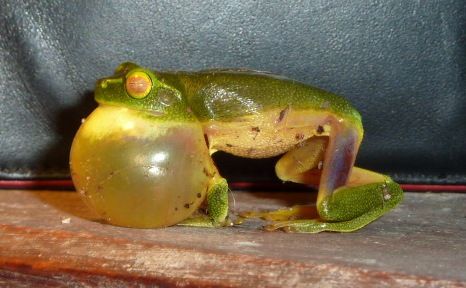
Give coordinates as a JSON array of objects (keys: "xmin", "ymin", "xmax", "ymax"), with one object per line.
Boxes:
[{"xmin": 1, "ymin": 1, "xmax": 465, "ymax": 184}]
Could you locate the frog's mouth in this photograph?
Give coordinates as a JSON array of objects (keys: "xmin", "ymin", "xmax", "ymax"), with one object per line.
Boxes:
[{"xmin": 96, "ymin": 103, "xmax": 166, "ymax": 118}]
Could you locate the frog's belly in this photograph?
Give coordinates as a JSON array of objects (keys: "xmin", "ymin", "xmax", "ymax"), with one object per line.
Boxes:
[{"xmin": 203, "ymin": 109, "xmax": 331, "ymax": 159}]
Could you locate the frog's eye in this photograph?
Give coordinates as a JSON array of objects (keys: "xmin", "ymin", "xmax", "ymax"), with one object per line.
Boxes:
[{"xmin": 125, "ymin": 71, "xmax": 152, "ymax": 99}]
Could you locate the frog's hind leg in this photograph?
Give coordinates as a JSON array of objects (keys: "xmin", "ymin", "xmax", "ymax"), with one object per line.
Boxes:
[
  {"xmin": 265, "ymin": 125, "xmax": 403, "ymax": 233},
  {"xmin": 178, "ymin": 176, "xmax": 232, "ymax": 227},
  {"xmin": 265, "ymin": 176, "xmax": 403, "ymax": 232}
]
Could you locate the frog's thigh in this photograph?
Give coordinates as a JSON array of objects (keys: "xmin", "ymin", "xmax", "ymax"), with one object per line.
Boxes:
[
  {"xmin": 275, "ymin": 136, "xmax": 327, "ymax": 186},
  {"xmin": 178, "ymin": 176, "xmax": 231, "ymax": 228},
  {"xmin": 241, "ymin": 137, "xmax": 326, "ymax": 222}
]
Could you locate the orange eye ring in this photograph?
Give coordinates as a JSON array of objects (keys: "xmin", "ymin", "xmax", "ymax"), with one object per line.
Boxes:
[{"xmin": 125, "ymin": 71, "xmax": 152, "ymax": 99}]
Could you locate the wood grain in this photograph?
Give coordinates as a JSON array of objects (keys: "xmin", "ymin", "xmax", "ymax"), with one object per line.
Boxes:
[{"xmin": 0, "ymin": 190, "xmax": 465, "ymax": 287}]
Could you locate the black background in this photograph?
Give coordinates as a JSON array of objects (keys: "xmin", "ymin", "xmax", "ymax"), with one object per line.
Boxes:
[{"xmin": 1, "ymin": 1, "xmax": 465, "ymax": 184}]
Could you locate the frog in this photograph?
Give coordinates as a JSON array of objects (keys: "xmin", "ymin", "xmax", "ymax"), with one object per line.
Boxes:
[{"xmin": 70, "ymin": 62, "xmax": 403, "ymax": 232}]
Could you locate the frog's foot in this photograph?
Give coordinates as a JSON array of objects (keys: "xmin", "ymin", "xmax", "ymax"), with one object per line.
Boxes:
[
  {"xmin": 177, "ymin": 176, "xmax": 230, "ymax": 228},
  {"xmin": 264, "ymin": 209, "xmax": 385, "ymax": 233},
  {"xmin": 265, "ymin": 219, "xmax": 321, "ymax": 233},
  {"xmin": 240, "ymin": 205, "xmax": 317, "ymax": 221}
]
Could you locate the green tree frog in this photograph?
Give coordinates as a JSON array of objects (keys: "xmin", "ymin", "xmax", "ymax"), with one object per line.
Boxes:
[{"xmin": 70, "ymin": 62, "xmax": 403, "ymax": 233}]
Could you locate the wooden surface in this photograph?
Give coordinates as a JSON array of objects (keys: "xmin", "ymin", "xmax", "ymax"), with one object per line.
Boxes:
[{"xmin": 0, "ymin": 189, "xmax": 465, "ymax": 287}]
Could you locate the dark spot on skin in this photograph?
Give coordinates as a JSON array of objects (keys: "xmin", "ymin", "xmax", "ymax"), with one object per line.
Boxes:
[
  {"xmin": 317, "ymin": 125, "xmax": 324, "ymax": 134},
  {"xmin": 226, "ymin": 143, "xmax": 234, "ymax": 147},
  {"xmin": 197, "ymin": 193, "xmax": 202, "ymax": 198},
  {"xmin": 204, "ymin": 134, "xmax": 210, "ymax": 147},
  {"xmin": 97, "ymin": 185, "xmax": 103, "ymax": 191},
  {"xmin": 277, "ymin": 107, "xmax": 289, "ymax": 123},
  {"xmin": 109, "ymin": 171, "xmax": 114, "ymax": 176},
  {"xmin": 175, "ymin": 207, "xmax": 178, "ymax": 211},
  {"xmin": 251, "ymin": 127, "xmax": 261, "ymax": 140},
  {"xmin": 295, "ymin": 133, "xmax": 304, "ymax": 141},
  {"xmin": 203, "ymin": 167, "xmax": 215, "ymax": 178},
  {"xmin": 184, "ymin": 203, "xmax": 190, "ymax": 209}
]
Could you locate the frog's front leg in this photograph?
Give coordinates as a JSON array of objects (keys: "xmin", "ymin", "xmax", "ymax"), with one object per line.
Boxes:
[
  {"xmin": 257, "ymin": 123, "xmax": 402, "ymax": 233},
  {"xmin": 178, "ymin": 176, "xmax": 231, "ymax": 227}
]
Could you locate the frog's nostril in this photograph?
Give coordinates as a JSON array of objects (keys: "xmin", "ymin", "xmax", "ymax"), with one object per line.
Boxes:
[
  {"xmin": 99, "ymin": 79, "xmax": 108, "ymax": 89},
  {"xmin": 98, "ymin": 78, "xmax": 122, "ymax": 89}
]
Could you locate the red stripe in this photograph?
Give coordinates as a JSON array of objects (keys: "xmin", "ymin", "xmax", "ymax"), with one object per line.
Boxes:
[
  {"xmin": 399, "ymin": 184, "xmax": 466, "ymax": 192},
  {"xmin": 230, "ymin": 182, "xmax": 466, "ymax": 192},
  {"xmin": 0, "ymin": 180, "xmax": 465, "ymax": 192},
  {"xmin": 0, "ymin": 180, "xmax": 74, "ymax": 189}
]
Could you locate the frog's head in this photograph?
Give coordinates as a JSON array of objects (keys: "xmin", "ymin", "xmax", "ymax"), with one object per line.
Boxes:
[{"xmin": 95, "ymin": 62, "xmax": 189, "ymax": 119}]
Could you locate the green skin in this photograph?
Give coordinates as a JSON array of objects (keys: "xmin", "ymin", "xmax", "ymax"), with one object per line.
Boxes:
[{"xmin": 86, "ymin": 62, "xmax": 403, "ymax": 233}]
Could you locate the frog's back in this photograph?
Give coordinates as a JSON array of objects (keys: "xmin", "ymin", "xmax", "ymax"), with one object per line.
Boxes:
[{"xmin": 158, "ymin": 69, "xmax": 361, "ymax": 126}]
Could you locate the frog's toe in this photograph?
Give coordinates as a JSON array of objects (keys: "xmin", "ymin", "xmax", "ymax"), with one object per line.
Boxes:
[
  {"xmin": 240, "ymin": 205, "xmax": 316, "ymax": 222},
  {"xmin": 239, "ymin": 209, "xmax": 291, "ymax": 221},
  {"xmin": 264, "ymin": 219, "xmax": 324, "ymax": 233}
]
